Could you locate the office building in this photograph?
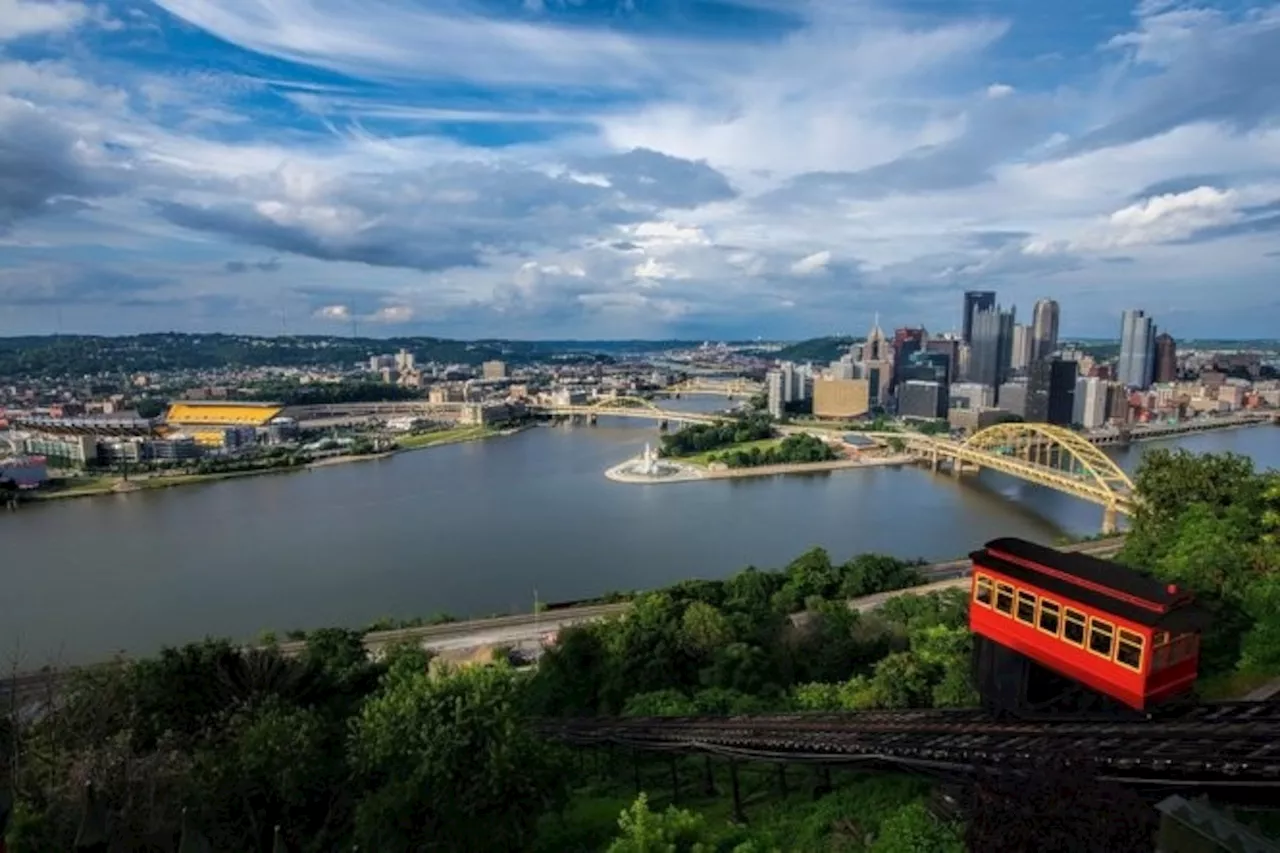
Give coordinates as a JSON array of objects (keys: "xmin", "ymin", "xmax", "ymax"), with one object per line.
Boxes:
[
  {"xmin": 968, "ymin": 304, "xmax": 1016, "ymax": 394},
  {"xmin": 898, "ymin": 380, "xmax": 948, "ymax": 420},
  {"xmin": 857, "ymin": 321, "xmax": 894, "ymax": 405},
  {"xmin": 1106, "ymin": 382, "xmax": 1133, "ymax": 424},
  {"xmin": 812, "ymin": 377, "xmax": 871, "ymax": 419},
  {"xmin": 949, "ymin": 382, "xmax": 994, "ymax": 410},
  {"xmin": 778, "ymin": 361, "xmax": 810, "ymax": 402},
  {"xmin": 998, "ymin": 381, "xmax": 1028, "ymax": 418},
  {"xmin": 891, "ymin": 327, "xmax": 926, "ymax": 391},
  {"xmin": 1032, "ymin": 298, "xmax": 1060, "ymax": 361},
  {"xmin": 394, "ymin": 349, "xmax": 416, "ymax": 372},
  {"xmin": 1155, "ymin": 333, "xmax": 1178, "ymax": 383},
  {"xmin": 899, "ymin": 351, "xmax": 950, "ymax": 385},
  {"xmin": 925, "ymin": 337, "xmax": 960, "ymax": 382},
  {"xmin": 482, "ymin": 360, "xmax": 508, "ymax": 381},
  {"xmin": 766, "ymin": 370, "xmax": 785, "ymax": 419},
  {"xmin": 1118, "ymin": 310, "xmax": 1157, "ymax": 389},
  {"xmin": 962, "ymin": 291, "xmax": 996, "ymax": 344},
  {"xmin": 828, "ymin": 358, "xmax": 857, "ymax": 381},
  {"xmin": 1025, "ymin": 359, "xmax": 1078, "ymax": 425},
  {"xmin": 1076, "ymin": 376, "xmax": 1109, "ymax": 429},
  {"xmin": 1010, "ymin": 324, "xmax": 1033, "ymax": 372}
]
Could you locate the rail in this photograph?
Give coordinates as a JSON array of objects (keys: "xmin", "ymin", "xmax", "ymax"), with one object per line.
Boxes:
[{"xmin": 537, "ymin": 700, "xmax": 1280, "ymax": 789}]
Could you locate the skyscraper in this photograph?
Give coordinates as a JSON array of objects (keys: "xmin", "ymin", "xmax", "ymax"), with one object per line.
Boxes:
[
  {"xmin": 962, "ymin": 291, "xmax": 996, "ymax": 345},
  {"xmin": 1155, "ymin": 333, "xmax": 1177, "ymax": 383},
  {"xmin": 1025, "ymin": 359, "xmax": 1078, "ymax": 425},
  {"xmin": 1031, "ymin": 299, "xmax": 1060, "ymax": 361},
  {"xmin": 968, "ymin": 304, "xmax": 1015, "ymax": 395},
  {"xmin": 1010, "ymin": 324, "xmax": 1033, "ymax": 372},
  {"xmin": 1118, "ymin": 310, "xmax": 1156, "ymax": 389},
  {"xmin": 891, "ymin": 327, "xmax": 926, "ymax": 391},
  {"xmin": 858, "ymin": 319, "xmax": 893, "ymax": 404}
]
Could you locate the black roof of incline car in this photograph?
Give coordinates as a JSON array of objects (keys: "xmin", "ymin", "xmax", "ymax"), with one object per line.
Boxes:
[{"xmin": 972, "ymin": 538, "xmax": 1212, "ymax": 632}]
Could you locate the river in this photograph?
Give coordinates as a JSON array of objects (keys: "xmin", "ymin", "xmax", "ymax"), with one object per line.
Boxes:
[{"xmin": 3, "ymin": 404, "xmax": 1278, "ymax": 667}]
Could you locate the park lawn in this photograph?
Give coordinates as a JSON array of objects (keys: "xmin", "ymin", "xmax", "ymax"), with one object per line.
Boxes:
[
  {"xmin": 396, "ymin": 425, "xmax": 498, "ymax": 450},
  {"xmin": 681, "ymin": 437, "xmax": 782, "ymax": 467},
  {"xmin": 31, "ymin": 474, "xmax": 119, "ymax": 499}
]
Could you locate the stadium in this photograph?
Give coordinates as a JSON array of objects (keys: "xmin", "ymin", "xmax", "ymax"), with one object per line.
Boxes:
[{"xmin": 162, "ymin": 401, "xmax": 285, "ymax": 447}]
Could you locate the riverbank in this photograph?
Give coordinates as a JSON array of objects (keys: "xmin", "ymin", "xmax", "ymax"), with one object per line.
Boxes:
[
  {"xmin": 21, "ymin": 425, "xmax": 511, "ymax": 504},
  {"xmin": 704, "ymin": 453, "xmax": 915, "ymax": 480}
]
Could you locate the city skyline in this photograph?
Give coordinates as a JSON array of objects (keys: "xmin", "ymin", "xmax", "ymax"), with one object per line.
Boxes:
[{"xmin": 2, "ymin": 1, "xmax": 1280, "ymax": 339}]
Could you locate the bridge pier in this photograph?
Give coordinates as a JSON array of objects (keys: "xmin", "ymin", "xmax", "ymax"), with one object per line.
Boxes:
[
  {"xmin": 588, "ymin": 414, "xmax": 597, "ymax": 426},
  {"xmin": 1101, "ymin": 506, "xmax": 1119, "ymax": 535}
]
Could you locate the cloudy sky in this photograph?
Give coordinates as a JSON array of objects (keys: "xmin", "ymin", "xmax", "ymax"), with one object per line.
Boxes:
[{"xmin": 1, "ymin": 0, "xmax": 1278, "ymax": 339}]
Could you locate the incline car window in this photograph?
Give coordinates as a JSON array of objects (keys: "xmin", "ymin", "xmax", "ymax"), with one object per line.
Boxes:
[
  {"xmin": 1038, "ymin": 600, "xmax": 1061, "ymax": 636},
  {"xmin": 974, "ymin": 576, "xmax": 993, "ymax": 607},
  {"xmin": 1117, "ymin": 629, "xmax": 1144, "ymax": 671},
  {"xmin": 1015, "ymin": 590, "xmax": 1036, "ymax": 624},
  {"xmin": 1063, "ymin": 609, "xmax": 1086, "ymax": 646},
  {"xmin": 995, "ymin": 583, "xmax": 1014, "ymax": 615},
  {"xmin": 1089, "ymin": 618, "xmax": 1115, "ymax": 658}
]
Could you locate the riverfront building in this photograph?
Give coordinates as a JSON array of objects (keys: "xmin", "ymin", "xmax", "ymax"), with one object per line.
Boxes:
[
  {"xmin": 898, "ymin": 380, "xmax": 947, "ymax": 420},
  {"xmin": 1118, "ymin": 309, "xmax": 1157, "ymax": 389},
  {"xmin": 813, "ymin": 377, "xmax": 871, "ymax": 419},
  {"xmin": 163, "ymin": 401, "xmax": 283, "ymax": 448}
]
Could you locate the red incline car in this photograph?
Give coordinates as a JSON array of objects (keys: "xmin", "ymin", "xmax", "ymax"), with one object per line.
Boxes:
[{"xmin": 969, "ymin": 537, "xmax": 1210, "ymax": 712}]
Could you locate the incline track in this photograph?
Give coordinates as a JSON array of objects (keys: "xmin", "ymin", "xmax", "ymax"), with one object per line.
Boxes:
[{"xmin": 537, "ymin": 702, "xmax": 1280, "ymax": 790}]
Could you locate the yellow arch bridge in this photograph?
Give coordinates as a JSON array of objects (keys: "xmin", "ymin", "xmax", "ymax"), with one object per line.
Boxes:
[
  {"xmin": 893, "ymin": 423, "xmax": 1137, "ymax": 534},
  {"xmin": 536, "ymin": 396, "xmax": 723, "ymax": 425}
]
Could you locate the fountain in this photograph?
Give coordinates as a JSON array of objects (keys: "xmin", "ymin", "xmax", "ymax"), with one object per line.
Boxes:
[{"xmin": 605, "ymin": 441, "xmax": 703, "ymax": 484}]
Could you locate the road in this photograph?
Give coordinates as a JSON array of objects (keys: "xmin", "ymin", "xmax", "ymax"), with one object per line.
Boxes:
[{"xmin": 1, "ymin": 538, "xmax": 1124, "ymax": 710}]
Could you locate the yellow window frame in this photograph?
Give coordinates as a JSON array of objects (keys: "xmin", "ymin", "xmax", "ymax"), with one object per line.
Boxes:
[
  {"xmin": 1037, "ymin": 599, "xmax": 1061, "ymax": 637},
  {"xmin": 973, "ymin": 575, "xmax": 994, "ymax": 608},
  {"xmin": 1087, "ymin": 617, "xmax": 1116, "ymax": 660},
  {"xmin": 1116, "ymin": 629, "xmax": 1144, "ymax": 672},
  {"xmin": 1015, "ymin": 590, "xmax": 1037, "ymax": 625},
  {"xmin": 994, "ymin": 583, "xmax": 1015, "ymax": 616},
  {"xmin": 1062, "ymin": 608, "xmax": 1087, "ymax": 647}
]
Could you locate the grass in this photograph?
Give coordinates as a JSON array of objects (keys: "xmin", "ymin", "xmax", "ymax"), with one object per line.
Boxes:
[
  {"xmin": 396, "ymin": 425, "xmax": 498, "ymax": 450},
  {"xmin": 1197, "ymin": 666, "xmax": 1280, "ymax": 701},
  {"xmin": 30, "ymin": 474, "xmax": 120, "ymax": 499},
  {"xmin": 679, "ymin": 437, "xmax": 783, "ymax": 467}
]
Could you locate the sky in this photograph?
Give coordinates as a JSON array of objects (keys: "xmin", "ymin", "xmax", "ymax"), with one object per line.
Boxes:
[{"xmin": 1, "ymin": 0, "xmax": 1279, "ymax": 340}]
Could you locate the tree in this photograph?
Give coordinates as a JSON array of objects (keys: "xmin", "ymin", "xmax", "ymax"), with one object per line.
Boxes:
[
  {"xmin": 605, "ymin": 794, "xmax": 714, "ymax": 853},
  {"xmin": 529, "ymin": 624, "xmax": 611, "ymax": 715},
  {"xmin": 680, "ymin": 602, "xmax": 733, "ymax": 657},
  {"xmin": 350, "ymin": 663, "xmax": 565, "ymax": 852},
  {"xmin": 870, "ymin": 802, "xmax": 964, "ymax": 853}
]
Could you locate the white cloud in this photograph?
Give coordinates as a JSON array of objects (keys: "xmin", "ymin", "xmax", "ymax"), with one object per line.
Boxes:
[
  {"xmin": 790, "ymin": 250, "xmax": 831, "ymax": 274},
  {"xmin": 314, "ymin": 304, "xmax": 350, "ymax": 319},
  {"xmin": 0, "ymin": 0, "xmax": 86, "ymax": 41},
  {"xmin": 986, "ymin": 83, "xmax": 1014, "ymax": 98}
]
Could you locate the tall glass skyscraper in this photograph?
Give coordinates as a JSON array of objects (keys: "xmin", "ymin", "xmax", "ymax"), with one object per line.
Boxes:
[
  {"xmin": 968, "ymin": 304, "xmax": 1016, "ymax": 395},
  {"xmin": 1118, "ymin": 309, "xmax": 1157, "ymax": 389},
  {"xmin": 1032, "ymin": 298, "xmax": 1060, "ymax": 361},
  {"xmin": 962, "ymin": 291, "xmax": 996, "ymax": 344}
]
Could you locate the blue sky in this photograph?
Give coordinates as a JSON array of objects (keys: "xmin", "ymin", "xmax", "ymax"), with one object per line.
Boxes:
[{"xmin": 1, "ymin": 0, "xmax": 1279, "ymax": 339}]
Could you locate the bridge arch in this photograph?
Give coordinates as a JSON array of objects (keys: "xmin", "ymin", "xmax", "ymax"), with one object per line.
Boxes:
[
  {"xmin": 588, "ymin": 396, "xmax": 660, "ymax": 411},
  {"xmin": 962, "ymin": 422, "xmax": 1135, "ymax": 500}
]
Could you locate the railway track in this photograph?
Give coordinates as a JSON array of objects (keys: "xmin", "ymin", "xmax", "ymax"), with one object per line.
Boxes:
[{"xmin": 537, "ymin": 701, "xmax": 1280, "ymax": 790}]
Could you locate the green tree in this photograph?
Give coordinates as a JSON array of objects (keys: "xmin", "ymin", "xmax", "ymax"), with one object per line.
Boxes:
[
  {"xmin": 870, "ymin": 802, "xmax": 964, "ymax": 853},
  {"xmin": 680, "ymin": 602, "xmax": 734, "ymax": 657},
  {"xmin": 606, "ymin": 794, "xmax": 714, "ymax": 853},
  {"xmin": 351, "ymin": 663, "xmax": 565, "ymax": 852}
]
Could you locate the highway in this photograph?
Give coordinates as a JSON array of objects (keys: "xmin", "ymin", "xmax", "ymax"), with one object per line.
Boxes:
[{"xmin": 1, "ymin": 537, "xmax": 1123, "ymax": 710}]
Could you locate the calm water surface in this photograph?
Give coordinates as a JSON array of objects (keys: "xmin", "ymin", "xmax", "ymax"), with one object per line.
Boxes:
[{"xmin": 3, "ymin": 409, "xmax": 1277, "ymax": 666}]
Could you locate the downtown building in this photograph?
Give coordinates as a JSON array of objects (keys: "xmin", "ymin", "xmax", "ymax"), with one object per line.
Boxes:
[
  {"xmin": 1031, "ymin": 298, "xmax": 1060, "ymax": 361},
  {"xmin": 1025, "ymin": 359, "xmax": 1078, "ymax": 426},
  {"xmin": 1118, "ymin": 309, "xmax": 1158, "ymax": 389},
  {"xmin": 962, "ymin": 290, "xmax": 996, "ymax": 345},
  {"xmin": 967, "ymin": 304, "xmax": 1016, "ymax": 400}
]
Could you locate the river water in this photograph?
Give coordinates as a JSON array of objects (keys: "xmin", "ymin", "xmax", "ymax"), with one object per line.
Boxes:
[{"xmin": 3, "ymin": 403, "xmax": 1278, "ymax": 666}]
